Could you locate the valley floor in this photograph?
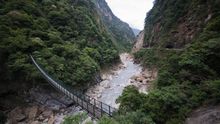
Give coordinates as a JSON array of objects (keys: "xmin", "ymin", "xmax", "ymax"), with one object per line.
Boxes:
[
  {"xmin": 86, "ymin": 53, "xmax": 156, "ymax": 108},
  {"xmin": 4, "ymin": 53, "xmax": 156, "ymax": 124}
]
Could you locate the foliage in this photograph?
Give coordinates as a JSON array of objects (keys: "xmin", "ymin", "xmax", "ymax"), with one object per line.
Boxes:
[
  {"xmin": 0, "ymin": 0, "xmax": 120, "ymax": 89},
  {"xmin": 131, "ymin": 33, "xmax": 220, "ymax": 123},
  {"xmin": 63, "ymin": 112, "xmax": 92, "ymax": 124},
  {"xmin": 0, "ymin": 112, "xmax": 6, "ymax": 124},
  {"xmin": 98, "ymin": 116, "xmax": 119, "ymax": 124},
  {"xmin": 114, "ymin": 111, "xmax": 155, "ymax": 124},
  {"xmin": 98, "ymin": 111, "xmax": 155, "ymax": 124},
  {"xmin": 95, "ymin": 0, "xmax": 135, "ymax": 52},
  {"xmin": 144, "ymin": 0, "xmax": 220, "ymax": 48},
  {"xmin": 142, "ymin": 85, "xmax": 187, "ymax": 123},
  {"xmin": 206, "ymin": 17, "xmax": 220, "ymax": 31},
  {"xmin": 116, "ymin": 86, "xmax": 146, "ymax": 113},
  {"xmin": 118, "ymin": 1, "xmax": 220, "ymax": 123}
]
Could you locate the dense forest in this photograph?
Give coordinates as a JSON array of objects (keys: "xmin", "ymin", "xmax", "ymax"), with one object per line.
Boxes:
[
  {"xmin": 1, "ymin": 0, "xmax": 220, "ymax": 123},
  {"xmin": 82, "ymin": 0, "xmax": 220, "ymax": 124},
  {"xmin": 0, "ymin": 0, "xmax": 135, "ymax": 92},
  {"xmin": 0, "ymin": 0, "xmax": 136, "ymax": 122}
]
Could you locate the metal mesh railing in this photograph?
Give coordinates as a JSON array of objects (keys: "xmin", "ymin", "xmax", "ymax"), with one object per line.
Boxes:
[{"xmin": 30, "ymin": 55, "xmax": 117, "ymax": 118}]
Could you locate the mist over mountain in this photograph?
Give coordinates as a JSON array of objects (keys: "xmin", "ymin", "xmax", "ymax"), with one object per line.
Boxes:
[{"xmin": 132, "ymin": 28, "xmax": 141, "ymax": 36}]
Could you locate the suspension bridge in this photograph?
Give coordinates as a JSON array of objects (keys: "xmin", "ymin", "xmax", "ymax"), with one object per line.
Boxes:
[{"xmin": 30, "ymin": 55, "xmax": 117, "ymax": 118}]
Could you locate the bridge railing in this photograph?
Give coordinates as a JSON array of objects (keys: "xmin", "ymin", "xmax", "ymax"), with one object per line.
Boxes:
[{"xmin": 30, "ymin": 55, "xmax": 117, "ymax": 118}]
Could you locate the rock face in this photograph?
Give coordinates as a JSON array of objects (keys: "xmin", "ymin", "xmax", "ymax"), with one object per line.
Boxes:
[
  {"xmin": 8, "ymin": 107, "xmax": 26, "ymax": 123},
  {"xmin": 6, "ymin": 86, "xmax": 82, "ymax": 124},
  {"xmin": 186, "ymin": 105, "xmax": 220, "ymax": 124},
  {"xmin": 144, "ymin": 0, "xmax": 220, "ymax": 48},
  {"xmin": 94, "ymin": 0, "xmax": 135, "ymax": 50},
  {"xmin": 132, "ymin": 30, "xmax": 145, "ymax": 53}
]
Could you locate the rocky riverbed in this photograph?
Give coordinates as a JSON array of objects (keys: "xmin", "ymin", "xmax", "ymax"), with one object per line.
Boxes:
[{"xmin": 86, "ymin": 53, "xmax": 157, "ymax": 108}]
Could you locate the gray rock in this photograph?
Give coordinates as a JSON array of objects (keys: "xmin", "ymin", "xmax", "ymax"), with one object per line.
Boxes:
[
  {"xmin": 42, "ymin": 110, "xmax": 53, "ymax": 118},
  {"xmin": 45, "ymin": 99, "xmax": 62, "ymax": 110},
  {"xmin": 30, "ymin": 121, "xmax": 41, "ymax": 124},
  {"xmin": 48, "ymin": 115, "xmax": 55, "ymax": 124},
  {"xmin": 16, "ymin": 114, "xmax": 26, "ymax": 122},
  {"xmin": 28, "ymin": 106, "xmax": 39, "ymax": 120},
  {"xmin": 8, "ymin": 107, "xmax": 27, "ymax": 123},
  {"xmin": 38, "ymin": 115, "xmax": 44, "ymax": 121},
  {"xmin": 59, "ymin": 96, "xmax": 74, "ymax": 107}
]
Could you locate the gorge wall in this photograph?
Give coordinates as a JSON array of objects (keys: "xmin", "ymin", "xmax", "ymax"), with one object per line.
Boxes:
[
  {"xmin": 94, "ymin": 0, "xmax": 135, "ymax": 51},
  {"xmin": 129, "ymin": 0, "xmax": 220, "ymax": 124},
  {"xmin": 132, "ymin": 31, "xmax": 145, "ymax": 53},
  {"xmin": 143, "ymin": 0, "xmax": 220, "ymax": 49}
]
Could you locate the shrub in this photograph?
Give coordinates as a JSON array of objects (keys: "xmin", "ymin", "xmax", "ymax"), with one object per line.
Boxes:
[
  {"xmin": 206, "ymin": 17, "xmax": 220, "ymax": 31},
  {"xmin": 98, "ymin": 116, "xmax": 119, "ymax": 124},
  {"xmin": 0, "ymin": 112, "xmax": 6, "ymax": 124},
  {"xmin": 116, "ymin": 86, "xmax": 146, "ymax": 113},
  {"xmin": 63, "ymin": 113, "xmax": 91, "ymax": 124}
]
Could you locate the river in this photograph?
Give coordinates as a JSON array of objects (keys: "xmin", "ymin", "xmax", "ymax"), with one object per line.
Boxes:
[
  {"xmin": 86, "ymin": 53, "xmax": 144, "ymax": 108},
  {"xmin": 6, "ymin": 53, "xmax": 151, "ymax": 124}
]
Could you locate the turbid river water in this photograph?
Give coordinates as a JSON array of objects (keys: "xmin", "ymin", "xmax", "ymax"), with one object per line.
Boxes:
[{"xmin": 87, "ymin": 53, "xmax": 143, "ymax": 108}]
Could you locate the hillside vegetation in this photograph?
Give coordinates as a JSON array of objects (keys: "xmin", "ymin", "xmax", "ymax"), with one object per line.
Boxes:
[
  {"xmin": 96, "ymin": 0, "xmax": 220, "ymax": 123},
  {"xmin": 94, "ymin": 0, "xmax": 135, "ymax": 51},
  {"xmin": 144, "ymin": 0, "xmax": 220, "ymax": 48},
  {"xmin": 0, "ymin": 0, "xmax": 123, "ymax": 91}
]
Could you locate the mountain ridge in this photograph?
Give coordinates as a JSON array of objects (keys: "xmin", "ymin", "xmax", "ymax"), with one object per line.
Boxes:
[
  {"xmin": 94, "ymin": 0, "xmax": 135, "ymax": 51},
  {"xmin": 132, "ymin": 28, "xmax": 141, "ymax": 36}
]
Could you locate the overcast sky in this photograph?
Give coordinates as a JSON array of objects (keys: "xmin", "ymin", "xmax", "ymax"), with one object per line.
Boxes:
[{"xmin": 105, "ymin": 0, "xmax": 154, "ymax": 30}]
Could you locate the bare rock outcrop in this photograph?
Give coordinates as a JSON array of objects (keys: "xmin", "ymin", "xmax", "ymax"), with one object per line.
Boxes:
[
  {"xmin": 186, "ymin": 105, "xmax": 220, "ymax": 124},
  {"xmin": 132, "ymin": 30, "xmax": 145, "ymax": 53},
  {"xmin": 6, "ymin": 86, "xmax": 82, "ymax": 124}
]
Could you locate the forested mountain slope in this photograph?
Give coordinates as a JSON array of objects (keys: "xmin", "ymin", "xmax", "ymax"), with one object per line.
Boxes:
[
  {"xmin": 97, "ymin": 0, "xmax": 220, "ymax": 124},
  {"xmin": 144, "ymin": 0, "xmax": 220, "ymax": 48},
  {"xmin": 93, "ymin": 0, "xmax": 135, "ymax": 51},
  {"xmin": 0, "ymin": 0, "xmax": 131, "ymax": 94}
]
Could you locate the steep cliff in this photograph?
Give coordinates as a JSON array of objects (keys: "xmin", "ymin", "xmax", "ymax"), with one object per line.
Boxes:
[
  {"xmin": 94, "ymin": 0, "xmax": 135, "ymax": 51},
  {"xmin": 120, "ymin": 0, "xmax": 220, "ymax": 124},
  {"xmin": 132, "ymin": 31, "xmax": 145, "ymax": 53},
  {"xmin": 144, "ymin": 0, "xmax": 220, "ymax": 48}
]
